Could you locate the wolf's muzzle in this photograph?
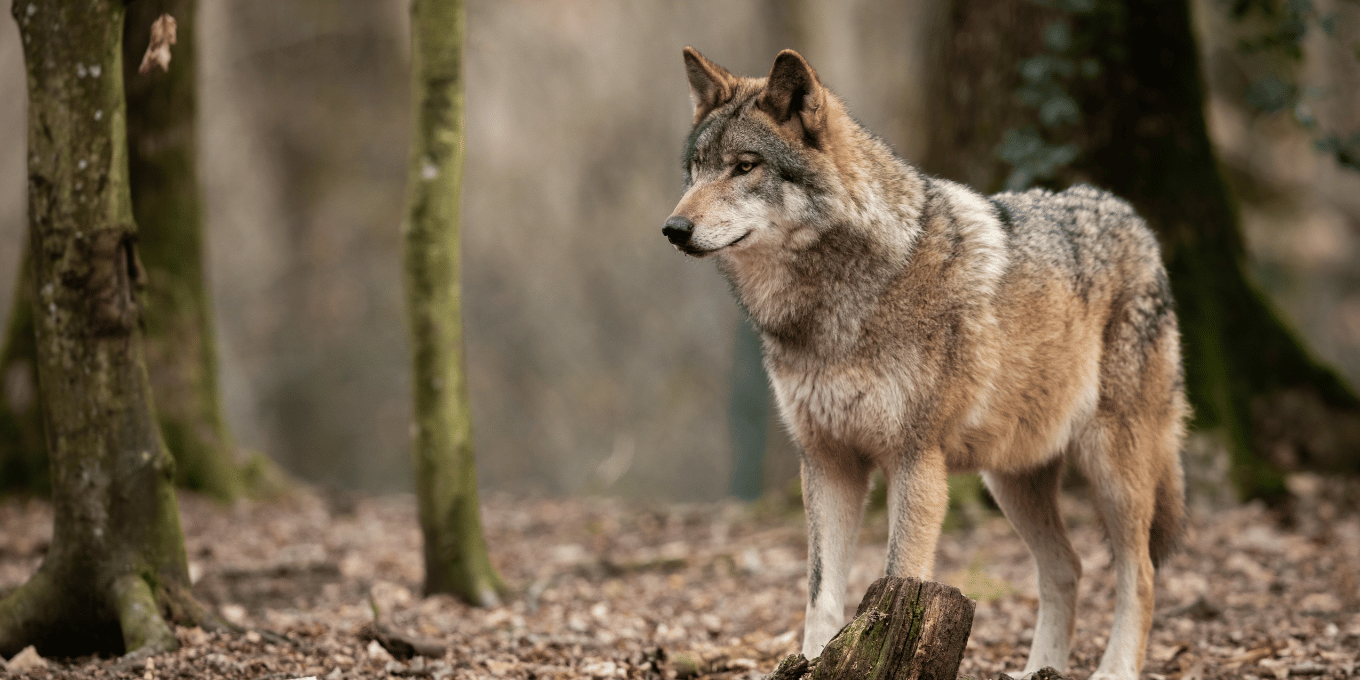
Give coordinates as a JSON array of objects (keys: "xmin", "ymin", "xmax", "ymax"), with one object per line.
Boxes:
[{"xmin": 663, "ymin": 216, "xmax": 694, "ymax": 246}]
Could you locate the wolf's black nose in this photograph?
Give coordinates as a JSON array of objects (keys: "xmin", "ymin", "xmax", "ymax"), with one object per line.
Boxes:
[{"xmin": 663, "ymin": 216, "xmax": 694, "ymax": 246}]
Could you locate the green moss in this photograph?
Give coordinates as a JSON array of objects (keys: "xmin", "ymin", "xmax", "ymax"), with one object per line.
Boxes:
[{"xmin": 239, "ymin": 451, "xmax": 291, "ymax": 500}]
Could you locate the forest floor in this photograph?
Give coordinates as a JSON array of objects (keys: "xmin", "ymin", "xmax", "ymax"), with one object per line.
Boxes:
[{"xmin": 1, "ymin": 474, "xmax": 1358, "ymax": 680}]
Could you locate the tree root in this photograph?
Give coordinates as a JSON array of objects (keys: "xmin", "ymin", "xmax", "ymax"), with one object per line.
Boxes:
[
  {"xmin": 0, "ymin": 571, "xmax": 57, "ymax": 659},
  {"xmin": 0, "ymin": 567, "xmax": 291, "ymax": 665},
  {"xmin": 112, "ymin": 573, "xmax": 178, "ymax": 662}
]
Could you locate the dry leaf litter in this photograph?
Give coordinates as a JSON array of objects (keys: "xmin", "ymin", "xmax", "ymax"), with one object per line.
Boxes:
[{"xmin": 1, "ymin": 473, "xmax": 1357, "ymax": 680}]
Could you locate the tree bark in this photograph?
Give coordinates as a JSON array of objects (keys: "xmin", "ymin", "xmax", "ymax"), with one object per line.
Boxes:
[
  {"xmin": 0, "ymin": 251, "xmax": 46, "ymax": 494},
  {"xmin": 0, "ymin": 0, "xmax": 211, "ymax": 658},
  {"xmin": 403, "ymin": 0, "xmax": 504, "ymax": 606},
  {"xmin": 121, "ymin": 0, "xmax": 243, "ymax": 501},
  {"xmin": 767, "ymin": 577, "xmax": 976, "ymax": 680},
  {"xmin": 921, "ymin": 0, "xmax": 1058, "ymax": 193},
  {"xmin": 923, "ymin": 0, "xmax": 1360, "ymax": 501},
  {"xmin": 1, "ymin": 1, "xmax": 262, "ymax": 501}
]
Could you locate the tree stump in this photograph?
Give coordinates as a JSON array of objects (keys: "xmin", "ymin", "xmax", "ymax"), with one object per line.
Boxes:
[{"xmin": 767, "ymin": 577, "xmax": 976, "ymax": 680}]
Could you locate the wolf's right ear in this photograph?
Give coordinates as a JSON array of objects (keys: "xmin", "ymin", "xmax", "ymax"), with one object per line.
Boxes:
[{"xmin": 683, "ymin": 47, "xmax": 737, "ymax": 125}]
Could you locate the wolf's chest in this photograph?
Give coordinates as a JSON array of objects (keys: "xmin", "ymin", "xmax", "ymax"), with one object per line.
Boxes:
[{"xmin": 766, "ymin": 360, "xmax": 920, "ymax": 455}]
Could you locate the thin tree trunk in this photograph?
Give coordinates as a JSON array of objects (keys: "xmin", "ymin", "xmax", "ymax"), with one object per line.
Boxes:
[
  {"xmin": 0, "ymin": 0, "xmax": 211, "ymax": 658},
  {"xmin": 121, "ymin": 0, "xmax": 242, "ymax": 501},
  {"xmin": 403, "ymin": 0, "xmax": 504, "ymax": 606},
  {"xmin": 0, "ymin": 251, "xmax": 46, "ymax": 494}
]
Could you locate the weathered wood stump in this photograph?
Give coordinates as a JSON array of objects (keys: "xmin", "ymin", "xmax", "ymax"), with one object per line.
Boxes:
[{"xmin": 767, "ymin": 576, "xmax": 977, "ymax": 680}]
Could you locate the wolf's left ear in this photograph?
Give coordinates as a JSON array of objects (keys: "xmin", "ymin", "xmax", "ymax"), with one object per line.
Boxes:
[
  {"xmin": 759, "ymin": 50, "xmax": 827, "ymax": 138},
  {"xmin": 683, "ymin": 47, "xmax": 737, "ymax": 125}
]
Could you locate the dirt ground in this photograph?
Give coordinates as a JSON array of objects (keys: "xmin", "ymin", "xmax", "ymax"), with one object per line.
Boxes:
[{"xmin": 1, "ymin": 474, "xmax": 1358, "ymax": 680}]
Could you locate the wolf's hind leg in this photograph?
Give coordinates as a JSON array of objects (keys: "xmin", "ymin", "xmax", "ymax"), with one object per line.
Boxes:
[
  {"xmin": 1079, "ymin": 421, "xmax": 1159, "ymax": 680},
  {"xmin": 799, "ymin": 452, "xmax": 871, "ymax": 659},
  {"xmin": 983, "ymin": 457, "xmax": 1081, "ymax": 675}
]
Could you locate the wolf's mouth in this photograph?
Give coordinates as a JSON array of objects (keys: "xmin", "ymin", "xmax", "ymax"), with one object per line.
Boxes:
[{"xmin": 680, "ymin": 230, "xmax": 752, "ymax": 257}]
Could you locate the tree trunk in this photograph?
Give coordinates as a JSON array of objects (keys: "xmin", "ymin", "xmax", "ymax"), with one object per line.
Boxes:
[
  {"xmin": 403, "ymin": 0, "xmax": 504, "ymax": 606},
  {"xmin": 767, "ymin": 577, "xmax": 976, "ymax": 680},
  {"xmin": 0, "ymin": 0, "xmax": 211, "ymax": 659},
  {"xmin": 121, "ymin": 0, "xmax": 243, "ymax": 501},
  {"xmin": 0, "ymin": 251, "xmax": 46, "ymax": 494},
  {"xmin": 921, "ymin": 0, "xmax": 1058, "ymax": 193},
  {"xmin": 0, "ymin": 1, "xmax": 261, "ymax": 501},
  {"xmin": 923, "ymin": 0, "xmax": 1360, "ymax": 501}
]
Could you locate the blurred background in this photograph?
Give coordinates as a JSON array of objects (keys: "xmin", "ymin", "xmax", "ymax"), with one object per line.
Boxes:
[{"xmin": 0, "ymin": 0, "xmax": 1356, "ymax": 500}]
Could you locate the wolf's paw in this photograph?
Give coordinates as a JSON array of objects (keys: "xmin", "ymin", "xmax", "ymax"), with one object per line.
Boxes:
[
  {"xmin": 1086, "ymin": 672, "xmax": 1136, "ymax": 680},
  {"xmin": 999, "ymin": 668, "xmax": 1071, "ymax": 680}
]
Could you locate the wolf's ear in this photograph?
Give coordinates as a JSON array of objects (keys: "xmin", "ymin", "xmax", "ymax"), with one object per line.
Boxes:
[
  {"xmin": 759, "ymin": 50, "xmax": 827, "ymax": 138},
  {"xmin": 683, "ymin": 46, "xmax": 737, "ymax": 124}
]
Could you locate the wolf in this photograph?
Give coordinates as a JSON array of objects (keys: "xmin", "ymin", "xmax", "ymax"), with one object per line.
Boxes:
[{"xmin": 663, "ymin": 47, "xmax": 1187, "ymax": 680}]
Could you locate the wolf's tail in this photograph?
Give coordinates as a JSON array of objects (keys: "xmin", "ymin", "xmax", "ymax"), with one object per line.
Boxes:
[{"xmin": 1148, "ymin": 458, "xmax": 1186, "ymax": 567}]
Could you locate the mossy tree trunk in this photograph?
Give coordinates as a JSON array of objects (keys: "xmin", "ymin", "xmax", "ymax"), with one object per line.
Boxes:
[
  {"xmin": 924, "ymin": 0, "xmax": 1360, "ymax": 501},
  {"xmin": 0, "ymin": 0, "xmax": 211, "ymax": 659},
  {"xmin": 1, "ymin": 0, "xmax": 251, "ymax": 501},
  {"xmin": 403, "ymin": 0, "xmax": 504, "ymax": 606},
  {"xmin": 0, "ymin": 253, "xmax": 46, "ymax": 494},
  {"xmin": 121, "ymin": 0, "xmax": 242, "ymax": 501}
]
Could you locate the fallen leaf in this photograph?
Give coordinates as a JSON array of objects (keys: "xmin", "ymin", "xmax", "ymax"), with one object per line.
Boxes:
[{"xmin": 138, "ymin": 13, "xmax": 177, "ymax": 74}]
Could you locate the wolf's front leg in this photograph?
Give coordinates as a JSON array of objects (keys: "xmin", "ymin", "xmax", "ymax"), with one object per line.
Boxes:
[
  {"xmin": 799, "ymin": 452, "xmax": 871, "ymax": 659},
  {"xmin": 883, "ymin": 448, "xmax": 949, "ymax": 579}
]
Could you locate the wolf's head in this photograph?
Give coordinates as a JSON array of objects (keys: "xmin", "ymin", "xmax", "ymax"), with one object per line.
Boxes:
[{"xmin": 663, "ymin": 48, "xmax": 843, "ymax": 258}]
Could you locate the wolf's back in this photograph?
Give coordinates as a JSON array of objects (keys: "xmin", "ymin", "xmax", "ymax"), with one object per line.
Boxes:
[{"xmin": 989, "ymin": 185, "xmax": 1166, "ymax": 298}]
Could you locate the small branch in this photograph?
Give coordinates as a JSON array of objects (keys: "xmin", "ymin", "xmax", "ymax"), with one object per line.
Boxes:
[{"xmin": 358, "ymin": 622, "xmax": 447, "ymax": 660}]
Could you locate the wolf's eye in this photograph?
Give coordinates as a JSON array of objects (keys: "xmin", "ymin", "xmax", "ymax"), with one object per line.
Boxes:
[{"xmin": 735, "ymin": 161, "xmax": 756, "ymax": 175}]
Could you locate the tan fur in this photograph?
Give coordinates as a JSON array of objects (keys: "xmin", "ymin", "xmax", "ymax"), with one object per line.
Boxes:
[{"xmin": 666, "ymin": 48, "xmax": 1187, "ymax": 680}]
